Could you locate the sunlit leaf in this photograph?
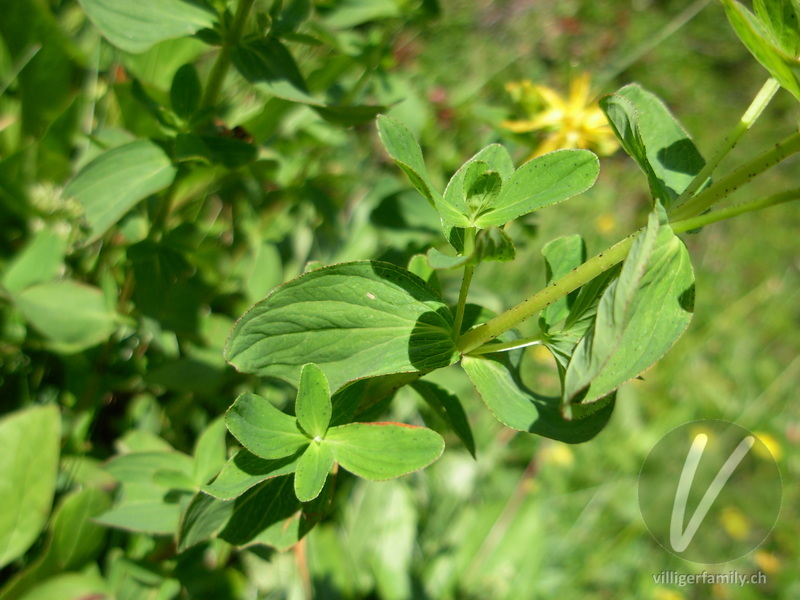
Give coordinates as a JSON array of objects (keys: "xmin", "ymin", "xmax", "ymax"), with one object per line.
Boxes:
[
  {"xmin": 295, "ymin": 364, "xmax": 332, "ymax": 439},
  {"xmin": 294, "ymin": 442, "xmax": 334, "ymax": 502},
  {"xmin": 226, "ymin": 392, "xmax": 309, "ymax": 460},
  {"xmin": 0, "ymin": 405, "xmax": 60, "ymax": 569},
  {"xmin": 225, "ymin": 261, "xmax": 458, "ymax": 391},
  {"xmin": 79, "ymin": 0, "xmax": 216, "ymax": 54},
  {"xmin": 473, "ymin": 150, "xmax": 599, "ymax": 227},
  {"xmin": 563, "ymin": 205, "xmax": 695, "ymax": 411},
  {"xmin": 64, "ymin": 140, "xmax": 177, "ymax": 243},
  {"xmin": 326, "ymin": 422, "xmax": 445, "ymax": 480},
  {"xmin": 14, "ymin": 280, "xmax": 117, "ymax": 353}
]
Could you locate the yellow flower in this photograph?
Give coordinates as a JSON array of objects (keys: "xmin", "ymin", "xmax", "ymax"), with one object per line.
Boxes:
[
  {"xmin": 502, "ymin": 72, "xmax": 618, "ymax": 160},
  {"xmin": 720, "ymin": 505, "xmax": 750, "ymax": 540},
  {"xmin": 753, "ymin": 431, "xmax": 783, "ymax": 461},
  {"xmin": 755, "ymin": 549, "xmax": 780, "ymax": 574}
]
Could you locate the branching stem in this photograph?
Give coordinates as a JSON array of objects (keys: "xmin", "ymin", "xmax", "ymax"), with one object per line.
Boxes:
[
  {"xmin": 452, "ymin": 228, "xmax": 477, "ymax": 339},
  {"xmin": 670, "ymin": 129, "xmax": 800, "ymax": 221},
  {"xmin": 459, "ymin": 189, "xmax": 800, "ymax": 355},
  {"xmin": 671, "ymin": 78, "xmax": 779, "ymax": 210}
]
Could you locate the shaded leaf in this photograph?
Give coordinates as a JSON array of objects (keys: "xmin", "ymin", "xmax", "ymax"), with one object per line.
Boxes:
[
  {"xmin": 233, "ymin": 42, "xmax": 386, "ymax": 125},
  {"xmin": 600, "ymin": 84, "xmax": 705, "ymax": 207},
  {"xmin": 202, "ymin": 450, "xmax": 302, "ymax": 500},
  {"xmin": 462, "ymin": 354, "xmax": 614, "ymax": 443},
  {"xmin": 427, "ymin": 227, "xmax": 515, "ymax": 270},
  {"xmin": 412, "ymin": 380, "xmax": 476, "ymax": 458},
  {"xmin": 170, "ymin": 63, "xmax": 202, "ymax": 120}
]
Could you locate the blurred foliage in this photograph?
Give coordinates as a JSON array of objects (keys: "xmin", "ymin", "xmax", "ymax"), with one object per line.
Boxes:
[{"xmin": 1, "ymin": 0, "xmax": 798, "ymax": 599}]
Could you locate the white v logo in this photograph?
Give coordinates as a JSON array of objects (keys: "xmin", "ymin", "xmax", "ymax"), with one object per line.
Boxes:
[{"xmin": 669, "ymin": 433, "xmax": 755, "ymax": 552}]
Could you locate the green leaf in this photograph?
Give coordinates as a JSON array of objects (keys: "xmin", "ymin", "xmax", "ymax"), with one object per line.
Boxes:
[
  {"xmin": 722, "ymin": 0, "xmax": 800, "ymax": 101},
  {"xmin": 200, "ymin": 135, "xmax": 258, "ymax": 168},
  {"xmin": 318, "ymin": 0, "xmax": 400, "ymax": 28},
  {"xmin": 377, "ymin": 115, "xmax": 442, "ymax": 208},
  {"xmin": 95, "ymin": 451, "xmax": 194, "ymax": 534},
  {"xmin": 78, "ymin": 0, "xmax": 217, "ymax": 54},
  {"xmin": 174, "ymin": 132, "xmax": 212, "ymax": 164},
  {"xmin": 615, "ymin": 84, "xmax": 706, "ymax": 207},
  {"xmin": 14, "ymin": 571, "xmax": 109, "ymax": 600},
  {"xmin": 412, "ymin": 380, "xmax": 476, "ymax": 458},
  {"xmin": 225, "ymin": 261, "xmax": 458, "ymax": 391},
  {"xmin": 1, "ymin": 228, "xmax": 68, "ymax": 294},
  {"xmin": 326, "ymin": 423, "xmax": 445, "ymax": 480},
  {"xmin": 0, "ymin": 486, "xmax": 111, "ymax": 600},
  {"xmin": 14, "ymin": 280, "xmax": 117, "ymax": 353},
  {"xmin": 473, "ymin": 150, "xmax": 599, "ymax": 227},
  {"xmin": 202, "ymin": 450, "xmax": 302, "ymax": 500},
  {"xmin": 0, "ymin": 405, "xmax": 60, "ymax": 569},
  {"xmin": 170, "ymin": 63, "xmax": 201, "ymax": 120},
  {"xmin": 49, "ymin": 488, "xmax": 111, "ymax": 571},
  {"xmin": 226, "ymin": 392, "xmax": 309, "ymax": 460},
  {"xmin": 755, "ymin": 0, "xmax": 800, "ymax": 56},
  {"xmin": 406, "ymin": 254, "xmax": 442, "ymax": 294},
  {"xmin": 439, "ymin": 144, "xmax": 515, "ymax": 246},
  {"xmin": 461, "ymin": 354, "xmax": 614, "ymax": 443},
  {"xmin": 294, "ymin": 442, "xmax": 335, "ymax": 502},
  {"xmin": 232, "ymin": 41, "xmax": 386, "ymax": 125},
  {"xmin": 563, "ymin": 206, "xmax": 695, "ymax": 411},
  {"xmin": 329, "ymin": 372, "xmax": 425, "ymax": 427},
  {"xmin": 218, "ymin": 477, "xmax": 308, "ymax": 549},
  {"xmin": 466, "ymin": 169, "xmax": 503, "ymax": 218},
  {"xmin": 128, "ymin": 240, "xmax": 192, "ymax": 319},
  {"xmin": 177, "ymin": 492, "xmax": 234, "ymax": 552},
  {"xmin": 295, "ymin": 364, "xmax": 332, "ymax": 438},
  {"xmin": 539, "ymin": 235, "xmax": 586, "ymax": 330},
  {"xmin": 192, "ymin": 417, "xmax": 228, "ymax": 486},
  {"xmin": 64, "ymin": 140, "xmax": 177, "ymax": 244}
]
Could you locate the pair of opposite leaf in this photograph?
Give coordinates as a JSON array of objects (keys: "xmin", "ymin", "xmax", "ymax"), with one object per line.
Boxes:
[
  {"xmin": 225, "ymin": 364, "xmax": 445, "ymax": 502},
  {"xmin": 376, "ymin": 114, "xmax": 600, "ymax": 267}
]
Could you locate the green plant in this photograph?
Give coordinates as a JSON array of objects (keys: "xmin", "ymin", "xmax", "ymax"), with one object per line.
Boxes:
[
  {"xmin": 0, "ymin": 0, "xmax": 798, "ymax": 598},
  {"xmin": 198, "ymin": 0, "xmax": 800, "ymax": 551}
]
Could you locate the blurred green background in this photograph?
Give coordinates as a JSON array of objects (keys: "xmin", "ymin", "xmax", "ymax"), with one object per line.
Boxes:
[{"xmin": 1, "ymin": 0, "xmax": 798, "ymax": 598}]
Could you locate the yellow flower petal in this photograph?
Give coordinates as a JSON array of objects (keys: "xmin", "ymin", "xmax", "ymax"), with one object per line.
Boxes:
[{"xmin": 503, "ymin": 73, "xmax": 618, "ymax": 158}]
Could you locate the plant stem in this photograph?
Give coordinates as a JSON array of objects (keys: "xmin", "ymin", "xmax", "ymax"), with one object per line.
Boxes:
[
  {"xmin": 201, "ymin": 0, "xmax": 256, "ymax": 111},
  {"xmin": 459, "ymin": 185, "xmax": 800, "ymax": 355},
  {"xmin": 457, "ymin": 232, "xmax": 637, "ymax": 354},
  {"xmin": 671, "ymin": 78, "xmax": 779, "ymax": 210},
  {"xmin": 671, "ymin": 189, "xmax": 800, "ymax": 233},
  {"xmin": 670, "ymin": 129, "xmax": 800, "ymax": 221},
  {"xmin": 148, "ymin": 170, "xmax": 184, "ymax": 241},
  {"xmin": 452, "ymin": 229, "xmax": 476, "ymax": 339}
]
